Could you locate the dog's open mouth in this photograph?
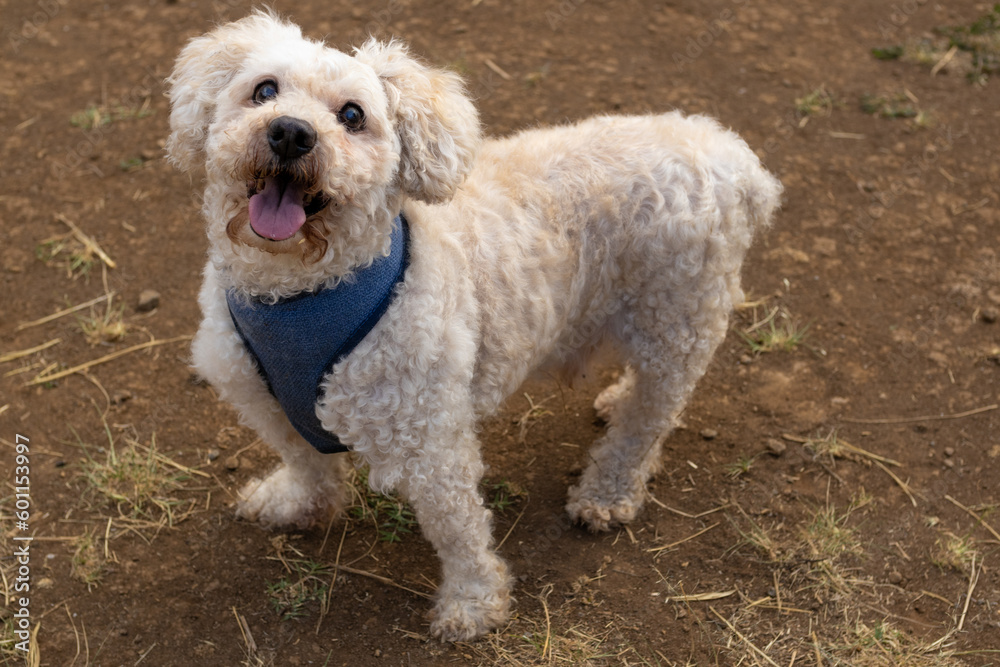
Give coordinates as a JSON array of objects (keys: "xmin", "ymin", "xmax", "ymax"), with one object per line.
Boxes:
[{"xmin": 246, "ymin": 174, "xmax": 330, "ymax": 241}]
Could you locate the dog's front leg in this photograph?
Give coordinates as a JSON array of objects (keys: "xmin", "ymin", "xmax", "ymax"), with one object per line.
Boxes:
[
  {"xmin": 376, "ymin": 433, "xmax": 511, "ymax": 642},
  {"xmin": 194, "ymin": 266, "xmax": 350, "ymax": 529}
]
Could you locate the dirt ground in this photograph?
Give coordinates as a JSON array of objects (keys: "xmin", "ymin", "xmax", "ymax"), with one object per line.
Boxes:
[{"xmin": 2, "ymin": 0, "xmax": 1000, "ymax": 665}]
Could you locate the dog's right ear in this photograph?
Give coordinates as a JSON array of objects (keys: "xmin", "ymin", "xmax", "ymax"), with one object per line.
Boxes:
[{"xmin": 166, "ymin": 12, "xmax": 302, "ymax": 172}]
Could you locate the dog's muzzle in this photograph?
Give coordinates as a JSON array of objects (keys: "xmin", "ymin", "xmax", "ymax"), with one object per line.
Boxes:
[{"xmin": 245, "ymin": 116, "xmax": 331, "ymax": 242}]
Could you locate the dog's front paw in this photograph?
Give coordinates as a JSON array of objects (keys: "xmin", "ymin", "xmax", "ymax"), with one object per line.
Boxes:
[
  {"xmin": 429, "ymin": 588, "xmax": 510, "ymax": 642},
  {"xmin": 565, "ymin": 488, "xmax": 640, "ymax": 532},
  {"xmin": 593, "ymin": 368, "xmax": 635, "ymax": 423},
  {"xmin": 236, "ymin": 466, "xmax": 338, "ymax": 530}
]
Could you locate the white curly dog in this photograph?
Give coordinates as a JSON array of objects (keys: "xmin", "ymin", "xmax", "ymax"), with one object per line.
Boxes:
[{"xmin": 167, "ymin": 11, "xmax": 781, "ymax": 641}]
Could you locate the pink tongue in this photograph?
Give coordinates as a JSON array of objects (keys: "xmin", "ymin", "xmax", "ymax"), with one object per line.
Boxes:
[{"xmin": 248, "ymin": 177, "xmax": 307, "ymax": 241}]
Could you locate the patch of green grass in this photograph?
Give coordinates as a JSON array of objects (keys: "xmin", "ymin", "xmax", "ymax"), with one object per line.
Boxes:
[
  {"xmin": 350, "ymin": 468, "xmax": 417, "ymax": 543},
  {"xmin": 119, "ymin": 157, "xmax": 145, "ymax": 172},
  {"xmin": 874, "ymin": 6, "xmax": 1000, "ymax": 84},
  {"xmin": 36, "ymin": 236, "xmax": 97, "ymax": 279},
  {"xmin": 484, "ymin": 479, "xmax": 526, "ymax": 514},
  {"xmin": 937, "ymin": 3, "xmax": 1000, "ymax": 82},
  {"xmin": 861, "ymin": 93, "xmax": 918, "ymax": 119},
  {"xmin": 724, "ymin": 455, "xmax": 756, "ymax": 479},
  {"xmin": 871, "ymin": 45, "xmax": 904, "ymax": 60},
  {"xmin": 795, "ymin": 86, "xmax": 834, "ymax": 117},
  {"xmin": 740, "ymin": 307, "xmax": 809, "ymax": 354},
  {"xmin": 70, "ymin": 102, "xmax": 153, "ymax": 130},
  {"xmin": 267, "ymin": 558, "xmax": 331, "ymax": 621}
]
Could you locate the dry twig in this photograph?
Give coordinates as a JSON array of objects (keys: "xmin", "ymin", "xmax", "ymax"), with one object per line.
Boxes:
[
  {"xmin": 842, "ymin": 404, "xmax": 997, "ymax": 425},
  {"xmin": 26, "ymin": 335, "xmax": 192, "ymax": 386}
]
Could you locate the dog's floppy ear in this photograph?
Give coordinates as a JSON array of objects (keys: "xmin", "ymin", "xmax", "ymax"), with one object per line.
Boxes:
[
  {"xmin": 354, "ymin": 40, "xmax": 481, "ymax": 204},
  {"xmin": 166, "ymin": 12, "xmax": 301, "ymax": 172}
]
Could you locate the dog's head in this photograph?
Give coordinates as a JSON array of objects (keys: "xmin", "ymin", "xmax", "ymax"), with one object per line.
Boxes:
[{"xmin": 166, "ymin": 11, "xmax": 479, "ymax": 293}]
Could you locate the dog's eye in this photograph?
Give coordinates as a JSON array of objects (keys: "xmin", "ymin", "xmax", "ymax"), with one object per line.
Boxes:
[
  {"xmin": 337, "ymin": 103, "xmax": 365, "ymax": 131},
  {"xmin": 253, "ymin": 80, "xmax": 279, "ymax": 105}
]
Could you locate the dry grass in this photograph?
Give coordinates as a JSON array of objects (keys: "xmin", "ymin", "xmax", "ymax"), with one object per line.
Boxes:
[
  {"xmin": 466, "ymin": 603, "xmax": 624, "ymax": 666},
  {"xmin": 35, "ymin": 234, "xmax": 99, "ymax": 280},
  {"xmin": 77, "ymin": 297, "xmax": 128, "ymax": 346},
  {"xmin": 70, "ymin": 529, "xmax": 106, "ymax": 590},
  {"xmin": 716, "ymin": 494, "xmax": 973, "ymax": 666},
  {"xmin": 932, "ymin": 532, "xmax": 978, "ymax": 574},
  {"xmin": 73, "ymin": 420, "xmax": 204, "ymax": 532}
]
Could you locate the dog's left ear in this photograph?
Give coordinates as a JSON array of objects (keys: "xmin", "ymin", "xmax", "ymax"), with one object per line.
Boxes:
[{"xmin": 354, "ymin": 40, "xmax": 481, "ymax": 204}]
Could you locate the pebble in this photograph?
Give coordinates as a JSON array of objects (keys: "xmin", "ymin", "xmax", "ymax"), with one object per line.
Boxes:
[
  {"xmin": 111, "ymin": 389, "xmax": 132, "ymax": 405},
  {"xmin": 137, "ymin": 289, "xmax": 161, "ymax": 312},
  {"xmin": 943, "ymin": 458, "xmax": 955, "ymax": 469},
  {"xmin": 943, "ymin": 446, "xmax": 955, "ymax": 457},
  {"xmin": 888, "ymin": 570, "xmax": 903, "ymax": 585},
  {"xmin": 739, "ymin": 354, "xmax": 754, "ymax": 365},
  {"xmin": 700, "ymin": 428, "xmax": 718, "ymax": 440},
  {"xmin": 139, "ymin": 148, "xmax": 158, "ymax": 161},
  {"xmin": 224, "ymin": 456, "xmax": 240, "ymax": 471},
  {"xmin": 208, "ymin": 448, "xmax": 221, "ymax": 462},
  {"xmin": 981, "ymin": 307, "xmax": 998, "ymax": 324},
  {"xmin": 766, "ymin": 438, "xmax": 787, "ymax": 456}
]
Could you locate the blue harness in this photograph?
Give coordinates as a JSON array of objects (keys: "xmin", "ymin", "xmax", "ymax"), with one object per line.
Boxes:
[{"xmin": 226, "ymin": 215, "xmax": 410, "ymax": 454}]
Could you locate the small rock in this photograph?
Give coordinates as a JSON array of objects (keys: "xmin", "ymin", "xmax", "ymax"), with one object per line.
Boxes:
[
  {"xmin": 140, "ymin": 148, "xmax": 158, "ymax": 161},
  {"xmin": 137, "ymin": 289, "xmax": 161, "ymax": 312},
  {"xmin": 943, "ymin": 458, "xmax": 955, "ymax": 469},
  {"xmin": 699, "ymin": 428, "xmax": 718, "ymax": 440},
  {"xmin": 224, "ymin": 456, "xmax": 240, "ymax": 471},
  {"xmin": 981, "ymin": 307, "xmax": 998, "ymax": 324},
  {"xmin": 739, "ymin": 354, "xmax": 754, "ymax": 365},
  {"xmin": 111, "ymin": 389, "xmax": 132, "ymax": 405},
  {"xmin": 943, "ymin": 446, "xmax": 955, "ymax": 457},
  {"xmin": 766, "ymin": 438, "xmax": 787, "ymax": 456},
  {"xmin": 208, "ymin": 448, "xmax": 221, "ymax": 462},
  {"xmin": 888, "ymin": 571, "xmax": 903, "ymax": 585}
]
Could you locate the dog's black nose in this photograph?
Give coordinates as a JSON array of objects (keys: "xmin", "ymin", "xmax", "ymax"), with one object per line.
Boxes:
[{"xmin": 267, "ymin": 116, "xmax": 317, "ymax": 160}]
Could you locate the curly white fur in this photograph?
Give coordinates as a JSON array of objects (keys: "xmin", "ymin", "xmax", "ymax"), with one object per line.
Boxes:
[{"xmin": 168, "ymin": 10, "xmax": 781, "ymax": 641}]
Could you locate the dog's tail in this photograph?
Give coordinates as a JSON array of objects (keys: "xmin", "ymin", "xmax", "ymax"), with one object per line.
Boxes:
[{"xmin": 738, "ymin": 154, "xmax": 783, "ymax": 238}]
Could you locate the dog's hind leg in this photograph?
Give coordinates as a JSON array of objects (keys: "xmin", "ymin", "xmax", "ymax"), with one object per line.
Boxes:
[{"xmin": 567, "ymin": 265, "xmax": 736, "ymax": 532}]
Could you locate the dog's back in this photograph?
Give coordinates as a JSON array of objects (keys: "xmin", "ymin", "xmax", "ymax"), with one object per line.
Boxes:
[{"xmin": 425, "ymin": 113, "xmax": 782, "ymax": 415}]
